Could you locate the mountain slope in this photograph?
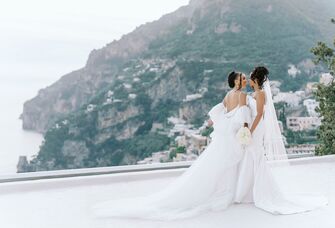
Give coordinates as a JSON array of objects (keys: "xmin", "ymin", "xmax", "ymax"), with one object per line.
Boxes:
[{"xmin": 19, "ymin": 0, "xmax": 335, "ymax": 171}]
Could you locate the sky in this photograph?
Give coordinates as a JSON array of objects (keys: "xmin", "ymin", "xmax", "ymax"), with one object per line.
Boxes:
[
  {"xmin": 0, "ymin": 0, "xmax": 189, "ymax": 174},
  {"xmin": 0, "ymin": 0, "xmax": 189, "ymax": 82}
]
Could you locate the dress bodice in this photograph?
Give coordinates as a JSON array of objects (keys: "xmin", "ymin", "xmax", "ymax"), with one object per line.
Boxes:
[
  {"xmin": 247, "ymin": 95, "xmax": 266, "ymax": 119},
  {"xmin": 247, "ymin": 95, "xmax": 257, "ymax": 118},
  {"xmin": 247, "ymin": 94, "xmax": 266, "ymax": 145}
]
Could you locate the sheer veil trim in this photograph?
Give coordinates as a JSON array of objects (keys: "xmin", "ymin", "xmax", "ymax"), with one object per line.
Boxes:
[{"xmin": 263, "ymin": 80, "xmax": 288, "ymax": 161}]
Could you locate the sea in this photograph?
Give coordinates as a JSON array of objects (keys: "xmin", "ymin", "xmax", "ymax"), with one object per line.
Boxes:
[{"xmin": 0, "ymin": 63, "xmax": 81, "ymax": 175}]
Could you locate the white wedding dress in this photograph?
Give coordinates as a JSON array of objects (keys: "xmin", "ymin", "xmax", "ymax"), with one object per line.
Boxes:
[
  {"xmin": 93, "ymin": 81, "xmax": 328, "ymax": 220},
  {"xmin": 234, "ymin": 94, "xmax": 328, "ymax": 214}
]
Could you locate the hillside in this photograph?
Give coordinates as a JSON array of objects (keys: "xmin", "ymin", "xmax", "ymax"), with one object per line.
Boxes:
[{"xmin": 20, "ymin": 0, "xmax": 335, "ymax": 171}]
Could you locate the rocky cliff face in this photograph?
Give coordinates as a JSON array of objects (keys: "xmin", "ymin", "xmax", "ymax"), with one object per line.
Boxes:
[
  {"xmin": 179, "ymin": 100, "xmax": 211, "ymax": 124},
  {"xmin": 94, "ymin": 105, "xmax": 144, "ymax": 143},
  {"xmin": 147, "ymin": 67, "xmax": 189, "ymax": 106},
  {"xmin": 21, "ymin": 68, "xmax": 112, "ymax": 132}
]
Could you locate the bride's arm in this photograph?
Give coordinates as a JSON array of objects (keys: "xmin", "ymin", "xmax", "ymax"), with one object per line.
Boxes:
[
  {"xmin": 207, "ymin": 119, "xmax": 213, "ymax": 127},
  {"xmin": 250, "ymin": 91, "xmax": 265, "ymax": 134}
]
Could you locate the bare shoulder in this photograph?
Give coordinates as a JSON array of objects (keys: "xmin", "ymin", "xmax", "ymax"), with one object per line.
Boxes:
[
  {"xmin": 256, "ymin": 90, "xmax": 265, "ymax": 102},
  {"xmin": 223, "ymin": 89, "xmax": 233, "ymax": 100},
  {"xmin": 258, "ymin": 90, "xmax": 265, "ymax": 96}
]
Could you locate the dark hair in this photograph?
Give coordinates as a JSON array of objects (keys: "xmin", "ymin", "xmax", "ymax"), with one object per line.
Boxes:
[
  {"xmin": 250, "ymin": 66, "xmax": 269, "ymax": 88},
  {"xmin": 228, "ymin": 71, "xmax": 242, "ymax": 89}
]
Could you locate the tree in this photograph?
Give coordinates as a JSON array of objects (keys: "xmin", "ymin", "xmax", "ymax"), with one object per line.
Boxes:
[{"xmin": 310, "ymin": 19, "xmax": 335, "ymax": 155}]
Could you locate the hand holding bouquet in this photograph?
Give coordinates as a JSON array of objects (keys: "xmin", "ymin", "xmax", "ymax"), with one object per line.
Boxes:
[
  {"xmin": 207, "ymin": 119, "xmax": 214, "ymax": 128},
  {"xmin": 236, "ymin": 126, "xmax": 252, "ymax": 146}
]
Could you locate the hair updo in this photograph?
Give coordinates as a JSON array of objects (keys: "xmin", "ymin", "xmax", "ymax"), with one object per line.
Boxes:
[
  {"xmin": 228, "ymin": 71, "xmax": 242, "ymax": 89},
  {"xmin": 250, "ymin": 66, "xmax": 269, "ymax": 88}
]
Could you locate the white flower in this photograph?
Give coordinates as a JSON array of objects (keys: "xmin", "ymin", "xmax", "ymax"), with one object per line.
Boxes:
[{"xmin": 236, "ymin": 127, "xmax": 252, "ymax": 145}]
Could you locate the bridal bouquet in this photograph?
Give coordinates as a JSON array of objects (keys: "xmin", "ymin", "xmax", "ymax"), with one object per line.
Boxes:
[{"xmin": 236, "ymin": 127, "xmax": 252, "ymax": 146}]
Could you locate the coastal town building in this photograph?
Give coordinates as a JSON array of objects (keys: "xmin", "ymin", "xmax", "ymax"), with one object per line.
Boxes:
[{"xmin": 286, "ymin": 117, "xmax": 321, "ymax": 131}]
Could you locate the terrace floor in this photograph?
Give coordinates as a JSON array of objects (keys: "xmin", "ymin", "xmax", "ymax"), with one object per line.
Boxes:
[{"xmin": 0, "ymin": 156, "xmax": 334, "ymax": 228}]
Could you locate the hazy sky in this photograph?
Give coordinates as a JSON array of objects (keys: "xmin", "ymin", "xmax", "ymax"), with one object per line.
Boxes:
[
  {"xmin": 0, "ymin": 0, "xmax": 189, "ymax": 82},
  {"xmin": 0, "ymin": 0, "xmax": 191, "ymax": 174}
]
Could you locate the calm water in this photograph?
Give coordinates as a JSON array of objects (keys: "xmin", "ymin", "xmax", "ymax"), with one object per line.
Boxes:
[
  {"xmin": 0, "ymin": 64, "xmax": 77, "ymax": 174},
  {"xmin": 0, "ymin": 79, "xmax": 43, "ymax": 174}
]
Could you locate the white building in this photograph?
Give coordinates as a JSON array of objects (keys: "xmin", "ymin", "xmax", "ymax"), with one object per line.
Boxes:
[
  {"xmin": 199, "ymin": 87, "xmax": 208, "ymax": 94},
  {"xmin": 149, "ymin": 67, "xmax": 159, "ymax": 72},
  {"xmin": 103, "ymin": 98, "xmax": 113, "ymax": 105},
  {"xmin": 288, "ymin": 64, "xmax": 301, "ymax": 78},
  {"xmin": 295, "ymin": 90, "xmax": 305, "ymax": 97},
  {"xmin": 123, "ymin": 83, "xmax": 132, "ymax": 89},
  {"xmin": 151, "ymin": 151, "xmax": 170, "ymax": 163},
  {"xmin": 113, "ymin": 99, "xmax": 123, "ymax": 103},
  {"xmin": 175, "ymin": 135, "xmax": 187, "ymax": 147},
  {"xmin": 273, "ymin": 92, "xmax": 303, "ymax": 107},
  {"xmin": 303, "ymin": 99, "xmax": 319, "ymax": 117},
  {"xmin": 305, "ymin": 82, "xmax": 318, "ymax": 95},
  {"xmin": 183, "ymin": 93, "xmax": 203, "ymax": 102},
  {"xmin": 320, "ymin": 73, "xmax": 333, "ymax": 85},
  {"xmin": 107, "ymin": 90, "xmax": 114, "ymax": 97},
  {"xmin": 287, "ymin": 144, "xmax": 316, "ymax": 158},
  {"xmin": 189, "ymin": 134, "xmax": 208, "ymax": 155},
  {"xmin": 168, "ymin": 124, "xmax": 191, "ymax": 137},
  {"xmin": 270, "ymin": 80, "xmax": 282, "ymax": 88},
  {"xmin": 161, "ymin": 60, "xmax": 176, "ymax": 71},
  {"xmin": 167, "ymin": 116, "xmax": 186, "ymax": 125},
  {"xmin": 128, "ymin": 93, "xmax": 137, "ymax": 99},
  {"xmin": 133, "ymin": 77, "xmax": 141, "ymax": 82},
  {"xmin": 270, "ymin": 80, "xmax": 281, "ymax": 96},
  {"xmin": 173, "ymin": 153, "xmax": 198, "ymax": 162},
  {"xmin": 203, "ymin": 69, "xmax": 214, "ymax": 75},
  {"xmin": 286, "ymin": 117, "xmax": 321, "ymax": 131},
  {"xmin": 150, "ymin": 122, "xmax": 164, "ymax": 133},
  {"xmin": 86, "ymin": 104, "xmax": 96, "ymax": 112},
  {"xmin": 136, "ymin": 151, "xmax": 170, "ymax": 164}
]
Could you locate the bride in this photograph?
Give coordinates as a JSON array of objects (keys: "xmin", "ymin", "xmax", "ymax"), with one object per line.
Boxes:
[
  {"xmin": 234, "ymin": 67, "xmax": 328, "ymax": 214},
  {"xmin": 93, "ymin": 67, "xmax": 328, "ymax": 220}
]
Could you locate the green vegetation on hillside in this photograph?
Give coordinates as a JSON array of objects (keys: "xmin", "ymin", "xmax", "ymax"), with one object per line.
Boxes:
[{"xmin": 311, "ymin": 18, "xmax": 335, "ymax": 155}]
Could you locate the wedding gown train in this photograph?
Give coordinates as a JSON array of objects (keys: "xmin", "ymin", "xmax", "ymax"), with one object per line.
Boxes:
[
  {"xmin": 93, "ymin": 102, "xmax": 250, "ymax": 220},
  {"xmin": 92, "ymin": 91, "xmax": 328, "ymax": 220}
]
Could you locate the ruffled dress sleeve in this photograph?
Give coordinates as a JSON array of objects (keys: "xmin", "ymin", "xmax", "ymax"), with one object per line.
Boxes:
[{"xmin": 207, "ymin": 102, "xmax": 225, "ymax": 124}]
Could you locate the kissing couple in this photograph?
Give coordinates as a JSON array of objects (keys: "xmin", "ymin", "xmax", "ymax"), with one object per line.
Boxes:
[{"xmin": 93, "ymin": 66, "xmax": 328, "ymax": 221}]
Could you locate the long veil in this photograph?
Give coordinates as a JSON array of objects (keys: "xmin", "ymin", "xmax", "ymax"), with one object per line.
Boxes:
[
  {"xmin": 253, "ymin": 79, "xmax": 328, "ymax": 214},
  {"xmin": 263, "ymin": 80, "xmax": 289, "ymax": 161}
]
